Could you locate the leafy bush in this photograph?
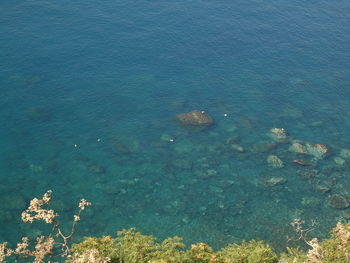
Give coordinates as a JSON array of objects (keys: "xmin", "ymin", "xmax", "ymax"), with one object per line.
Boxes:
[
  {"xmin": 69, "ymin": 236, "xmax": 118, "ymax": 262},
  {"xmin": 279, "ymin": 247, "xmax": 306, "ymax": 263},
  {"xmin": 70, "ymin": 229, "xmax": 279, "ymax": 263},
  {"xmin": 317, "ymin": 222, "xmax": 350, "ymax": 263},
  {"xmin": 4, "ymin": 191, "xmax": 350, "ymax": 263},
  {"xmin": 218, "ymin": 240, "xmax": 278, "ymax": 263},
  {"xmin": 69, "ymin": 222, "xmax": 350, "ymax": 263}
]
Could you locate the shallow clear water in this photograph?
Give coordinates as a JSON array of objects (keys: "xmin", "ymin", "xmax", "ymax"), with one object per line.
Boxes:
[{"xmin": 1, "ymin": 0, "xmax": 350, "ymax": 251}]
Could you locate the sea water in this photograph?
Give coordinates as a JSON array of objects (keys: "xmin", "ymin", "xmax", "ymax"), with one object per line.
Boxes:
[{"xmin": 1, "ymin": 0, "xmax": 350, "ymax": 251}]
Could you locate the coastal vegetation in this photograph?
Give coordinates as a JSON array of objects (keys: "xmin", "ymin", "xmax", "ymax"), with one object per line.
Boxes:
[{"xmin": 1, "ymin": 191, "xmax": 350, "ymax": 263}]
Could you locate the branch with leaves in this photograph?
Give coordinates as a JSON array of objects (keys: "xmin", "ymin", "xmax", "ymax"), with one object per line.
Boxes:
[{"xmin": 0, "ymin": 190, "xmax": 91, "ymax": 263}]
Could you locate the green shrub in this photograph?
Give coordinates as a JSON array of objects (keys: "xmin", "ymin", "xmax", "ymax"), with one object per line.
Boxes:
[
  {"xmin": 218, "ymin": 240, "xmax": 278, "ymax": 263},
  {"xmin": 279, "ymin": 247, "xmax": 307, "ymax": 263},
  {"xmin": 9, "ymin": 190, "xmax": 350, "ymax": 263},
  {"xmin": 318, "ymin": 222, "xmax": 350, "ymax": 263},
  {"xmin": 148, "ymin": 236, "xmax": 186, "ymax": 263},
  {"xmin": 182, "ymin": 242, "xmax": 219, "ymax": 263},
  {"xmin": 114, "ymin": 228, "xmax": 157, "ymax": 263},
  {"xmin": 70, "ymin": 236, "xmax": 118, "ymax": 262},
  {"xmin": 68, "ymin": 231, "xmax": 281, "ymax": 263}
]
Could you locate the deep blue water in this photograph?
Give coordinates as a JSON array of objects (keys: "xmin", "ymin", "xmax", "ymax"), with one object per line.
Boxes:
[{"xmin": 1, "ymin": 0, "xmax": 350, "ymax": 251}]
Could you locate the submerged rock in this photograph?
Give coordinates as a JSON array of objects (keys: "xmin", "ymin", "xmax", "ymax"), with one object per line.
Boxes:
[
  {"xmin": 267, "ymin": 155, "xmax": 284, "ymax": 168},
  {"xmin": 225, "ymin": 136, "xmax": 240, "ymax": 144},
  {"xmin": 111, "ymin": 134, "xmax": 140, "ymax": 154},
  {"xmin": 176, "ymin": 110, "xmax": 213, "ymax": 126},
  {"xmin": 269, "ymin": 128, "xmax": 288, "ymax": 142},
  {"xmin": 239, "ymin": 118, "xmax": 255, "ymax": 129},
  {"xmin": 314, "ymin": 184, "xmax": 331, "ymax": 194},
  {"xmin": 290, "ymin": 142, "xmax": 306, "ymax": 154},
  {"xmin": 297, "ymin": 169, "xmax": 318, "ymax": 180},
  {"xmin": 334, "ymin": 157, "xmax": 346, "ymax": 166},
  {"xmin": 226, "ymin": 125, "xmax": 237, "ymax": 133},
  {"xmin": 327, "ymin": 194, "xmax": 350, "ymax": 209},
  {"xmin": 88, "ymin": 164, "xmax": 106, "ymax": 174},
  {"xmin": 340, "ymin": 149, "xmax": 350, "ymax": 159},
  {"xmin": 341, "ymin": 210, "xmax": 350, "ymax": 220},
  {"xmin": 263, "ymin": 176, "xmax": 287, "ymax": 187},
  {"xmin": 251, "ymin": 141, "xmax": 277, "ymax": 153},
  {"xmin": 289, "ymin": 140, "xmax": 331, "ymax": 160},
  {"xmin": 231, "ymin": 144, "xmax": 244, "ymax": 152},
  {"xmin": 301, "ymin": 197, "xmax": 321, "ymax": 208},
  {"xmin": 77, "ymin": 156, "xmax": 107, "ymax": 174},
  {"xmin": 293, "ymin": 159, "xmax": 314, "ymax": 166}
]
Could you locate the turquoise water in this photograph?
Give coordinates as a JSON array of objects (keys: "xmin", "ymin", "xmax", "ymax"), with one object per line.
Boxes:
[{"xmin": 1, "ymin": 0, "xmax": 350, "ymax": 252}]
